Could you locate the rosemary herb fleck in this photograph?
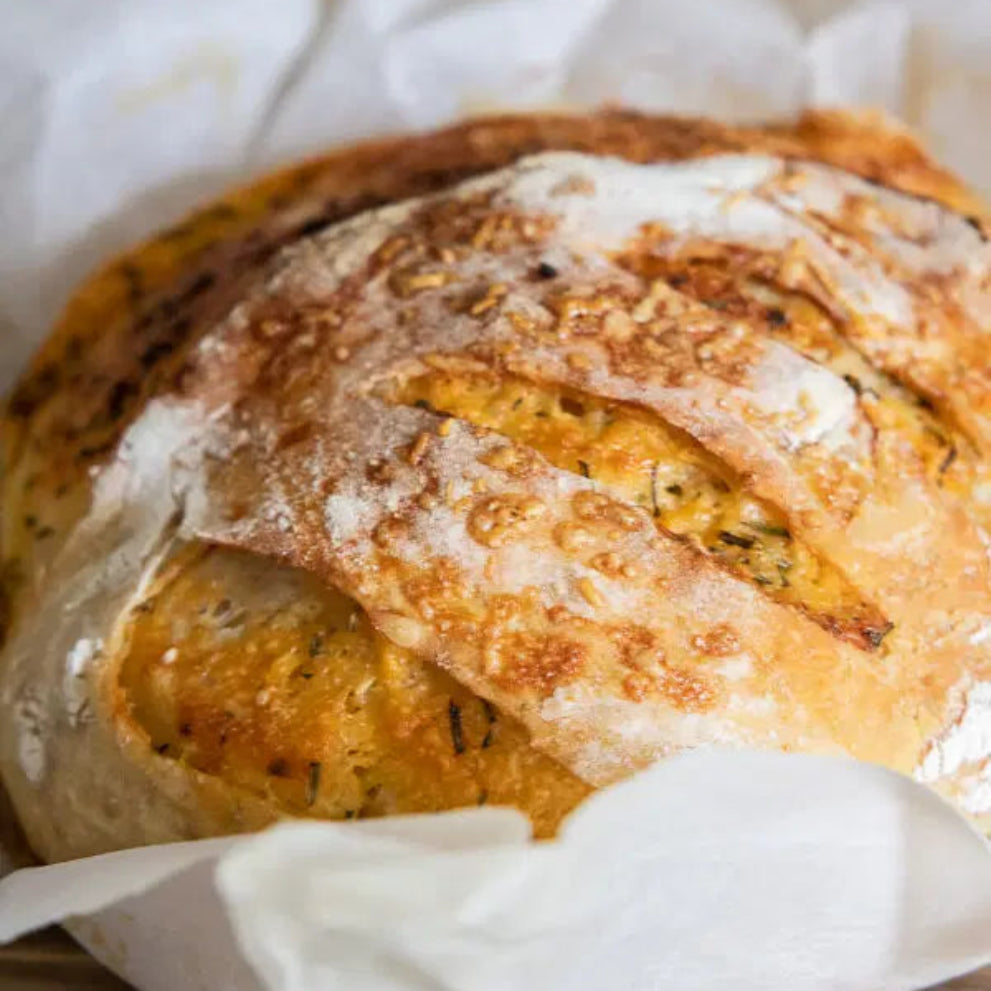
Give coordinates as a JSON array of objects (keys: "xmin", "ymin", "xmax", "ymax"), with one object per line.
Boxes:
[
  {"xmin": 747, "ymin": 522, "xmax": 791, "ymax": 539},
  {"xmin": 306, "ymin": 761, "xmax": 322, "ymax": 806},
  {"xmin": 718, "ymin": 530, "xmax": 755, "ymax": 550},
  {"xmin": 448, "ymin": 699, "xmax": 466, "ymax": 755},
  {"xmin": 650, "ymin": 464, "xmax": 662, "ymax": 518},
  {"xmin": 481, "ymin": 699, "xmax": 497, "ymax": 749}
]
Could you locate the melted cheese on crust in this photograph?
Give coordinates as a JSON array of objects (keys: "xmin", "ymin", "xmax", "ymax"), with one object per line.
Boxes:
[
  {"xmin": 119, "ymin": 544, "xmax": 587, "ymax": 837},
  {"xmin": 395, "ymin": 372, "xmax": 886, "ymax": 644}
]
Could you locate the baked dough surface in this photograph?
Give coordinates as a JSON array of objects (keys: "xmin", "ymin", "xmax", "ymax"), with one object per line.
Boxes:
[{"xmin": 2, "ymin": 110, "xmax": 990, "ymax": 862}]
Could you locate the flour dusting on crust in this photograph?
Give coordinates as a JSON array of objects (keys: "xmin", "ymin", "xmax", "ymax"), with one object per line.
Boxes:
[{"xmin": 916, "ymin": 682, "xmax": 991, "ymax": 814}]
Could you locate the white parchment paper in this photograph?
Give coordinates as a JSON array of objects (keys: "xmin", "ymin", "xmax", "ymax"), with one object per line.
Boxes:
[
  {"xmin": 2, "ymin": 753, "xmax": 991, "ymax": 991},
  {"xmin": 2, "ymin": 2, "xmax": 991, "ymax": 989}
]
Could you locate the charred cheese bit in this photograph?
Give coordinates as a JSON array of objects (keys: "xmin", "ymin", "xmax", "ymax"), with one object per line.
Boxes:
[
  {"xmin": 118, "ymin": 543, "xmax": 588, "ymax": 837},
  {"xmin": 398, "ymin": 371, "xmax": 889, "ymax": 648}
]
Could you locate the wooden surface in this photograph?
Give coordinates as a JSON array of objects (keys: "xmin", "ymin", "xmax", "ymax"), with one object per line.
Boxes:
[
  {"xmin": 0, "ymin": 927, "xmax": 988, "ymax": 990},
  {"xmin": 1, "ymin": 929, "xmax": 132, "ymax": 991}
]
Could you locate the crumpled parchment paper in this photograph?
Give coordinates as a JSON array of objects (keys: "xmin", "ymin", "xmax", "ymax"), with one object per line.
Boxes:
[
  {"xmin": 1, "ymin": 2, "xmax": 991, "ymax": 989},
  {"xmin": 2, "ymin": 753, "xmax": 991, "ymax": 991}
]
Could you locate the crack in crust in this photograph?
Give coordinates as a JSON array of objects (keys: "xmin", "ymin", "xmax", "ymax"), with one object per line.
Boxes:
[{"xmin": 391, "ymin": 369, "xmax": 890, "ymax": 650}]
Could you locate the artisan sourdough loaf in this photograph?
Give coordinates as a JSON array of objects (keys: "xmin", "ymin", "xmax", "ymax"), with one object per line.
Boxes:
[{"xmin": 3, "ymin": 110, "xmax": 991, "ymax": 863}]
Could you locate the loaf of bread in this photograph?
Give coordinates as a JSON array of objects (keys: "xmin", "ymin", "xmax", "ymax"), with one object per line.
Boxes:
[{"xmin": 3, "ymin": 110, "xmax": 990, "ymax": 864}]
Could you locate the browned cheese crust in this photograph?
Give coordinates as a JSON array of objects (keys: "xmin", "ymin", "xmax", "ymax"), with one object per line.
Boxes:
[{"xmin": 2, "ymin": 109, "xmax": 991, "ymax": 863}]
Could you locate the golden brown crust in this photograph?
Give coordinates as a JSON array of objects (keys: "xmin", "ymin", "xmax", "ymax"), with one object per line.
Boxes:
[
  {"xmin": 3, "ymin": 109, "xmax": 991, "ymax": 863},
  {"xmin": 3, "ymin": 109, "xmax": 979, "ymax": 528},
  {"xmin": 115, "ymin": 543, "xmax": 590, "ymax": 838}
]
